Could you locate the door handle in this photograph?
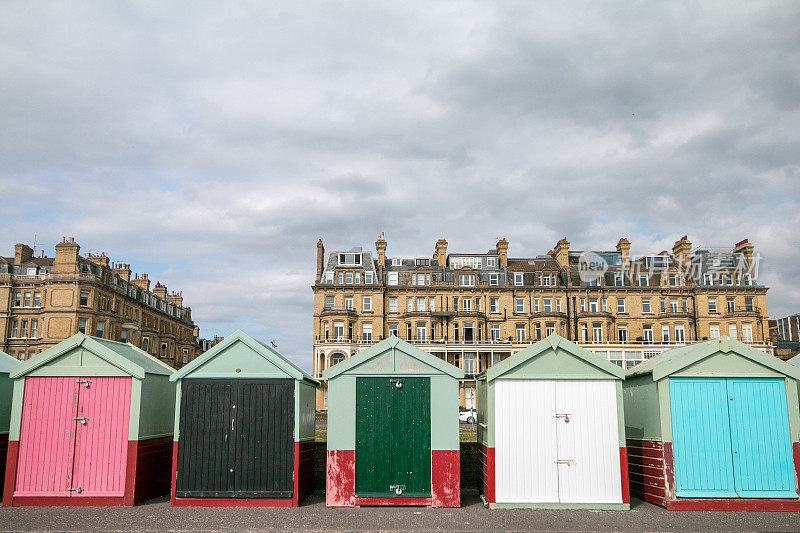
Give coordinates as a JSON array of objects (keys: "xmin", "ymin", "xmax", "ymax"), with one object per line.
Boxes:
[
  {"xmin": 231, "ymin": 418, "xmax": 235, "ymax": 431},
  {"xmin": 73, "ymin": 417, "xmax": 89, "ymax": 425},
  {"xmin": 67, "ymin": 487, "xmax": 84, "ymax": 493},
  {"xmin": 555, "ymin": 460, "xmax": 574, "ymax": 466},
  {"xmin": 554, "ymin": 413, "xmax": 571, "ymax": 423},
  {"xmin": 75, "ymin": 380, "xmax": 91, "ymax": 388}
]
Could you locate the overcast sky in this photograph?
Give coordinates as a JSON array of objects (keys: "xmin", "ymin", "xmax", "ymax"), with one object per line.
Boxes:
[{"xmin": 1, "ymin": 1, "xmax": 798, "ymax": 370}]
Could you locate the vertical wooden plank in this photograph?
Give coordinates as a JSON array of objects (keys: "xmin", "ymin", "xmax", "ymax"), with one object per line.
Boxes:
[
  {"xmin": 728, "ymin": 378, "xmax": 797, "ymax": 497},
  {"xmin": 14, "ymin": 377, "xmax": 78, "ymax": 496},
  {"xmin": 393, "ymin": 378, "xmax": 431, "ymax": 497}
]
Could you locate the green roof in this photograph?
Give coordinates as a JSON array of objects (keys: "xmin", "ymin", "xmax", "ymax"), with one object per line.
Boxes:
[
  {"xmin": 170, "ymin": 330, "xmax": 318, "ymax": 384},
  {"xmin": 0, "ymin": 349, "xmax": 19, "ymax": 373},
  {"xmin": 322, "ymin": 336, "xmax": 464, "ymax": 380},
  {"xmin": 9, "ymin": 333, "xmax": 175, "ymax": 379},
  {"xmin": 480, "ymin": 333, "xmax": 625, "ymax": 381},
  {"xmin": 626, "ymin": 336, "xmax": 800, "ymax": 381}
]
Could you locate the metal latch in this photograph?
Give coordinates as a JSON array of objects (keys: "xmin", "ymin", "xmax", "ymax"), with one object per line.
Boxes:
[
  {"xmin": 390, "ymin": 484, "xmax": 406, "ymax": 495},
  {"xmin": 67, "ymin": 487, "xmax": 84, "ymax": 493},
  {"xmin": 555, "ymin": 460, "xmax": 574, "ymax": 466},
  {"xmin": 389, "ymin": 378, "xmax": 403, "ymax": 389},
  {"xmin": 554, "ymin": 413, "xmax": 571, "ymax": 423},
  {"xmin": 73, "ymin": 417, "xmax": 89, "ymax": 424},
  {"xmin": 76, "ymin": 380, "xmax": 92, "ymax": 388}
]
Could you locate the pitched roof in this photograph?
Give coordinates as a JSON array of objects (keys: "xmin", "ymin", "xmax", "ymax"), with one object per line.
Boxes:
[
  {"xmin": 481, "ymin": 333, "xmax": 625, "ymax": 381},
  {"xmin": 0, "ymin": 349, "xmax": 19, "ymax": 373},
  {"xmin": 10, "ymin": 333, "xmax": 174, "ymax": 379},
  {"xmin": 627, "ymin": 336, "xmax": 800, "ymax": 381},
  {"xmin": 322, "ymin": 336, "xmax": 464, "ymax": 380},
  {"xmin": 171, "ymin": 330, "xmax": 318, "ymax": 384}
]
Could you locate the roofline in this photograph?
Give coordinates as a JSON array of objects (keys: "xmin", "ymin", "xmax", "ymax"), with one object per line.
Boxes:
[
  {"xmin": 171, "ymin": 330, "xmax": 318, "ymax": 385},
  {"xmin": 483, "ymin": 334, "xmax": 626, "ymax": 381}
]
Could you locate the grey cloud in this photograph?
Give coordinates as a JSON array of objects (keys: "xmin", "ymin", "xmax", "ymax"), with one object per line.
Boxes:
[{"xmin": 1, "ymin": 1, "xmax": 798, "ymax": 370}]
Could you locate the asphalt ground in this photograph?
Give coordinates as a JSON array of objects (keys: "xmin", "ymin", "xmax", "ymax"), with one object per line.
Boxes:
[{"xmin": 2, "ymin": 493, "xmax": 799, "ymax": 532}]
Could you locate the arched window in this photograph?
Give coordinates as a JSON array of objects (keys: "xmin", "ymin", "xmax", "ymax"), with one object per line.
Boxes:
[{"xmin": 330, "ymin": 352, "xmax": 345, "ymax": 366}]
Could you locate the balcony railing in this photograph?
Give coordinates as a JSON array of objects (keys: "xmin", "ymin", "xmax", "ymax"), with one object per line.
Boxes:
[{"xmin": 724, "ymin": 305, "xmax": 760, "ymax": 316}]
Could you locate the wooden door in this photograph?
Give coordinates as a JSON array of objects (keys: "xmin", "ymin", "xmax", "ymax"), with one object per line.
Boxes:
[
  {"xmin": 176, "ymin": 379, "xmax": 294, "ymax": 498},
  {"xmin": 355, "ymin": 377, "xmax": 431, "ymax": 498}
]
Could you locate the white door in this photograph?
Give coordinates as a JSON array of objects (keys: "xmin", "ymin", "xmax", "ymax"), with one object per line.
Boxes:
[
  {"xmin": 555, "ymin": 380, "xmax": 622, "ymax": 503},
  {"xmin": 495, "ymin": 379, "xmax": 622, "ymax": 504},
  {"xmin": 495, "ymin": 380, "xmax": 558, "ymax": 503}
]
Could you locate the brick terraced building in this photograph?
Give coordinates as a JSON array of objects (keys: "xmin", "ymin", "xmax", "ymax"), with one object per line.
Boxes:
[
  {"xmin": 312, "ymin": 234, "xmax": 770, "ymax": 409},
  {"xmin": 1, "ymin": 238, "xmax": 198, "ymax": 367}
]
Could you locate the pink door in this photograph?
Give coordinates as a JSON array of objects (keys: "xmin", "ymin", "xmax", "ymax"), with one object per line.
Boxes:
[
  {"xmin": 15, "ymin": 377, "xmax": 79, "ymax": 496},
  {"xmin": 14, "ymin": 376, "xmax": 132, "ymax": 498},
  {"xmin": 71, "ymin": 377, "xmax": 131, "ymax": 497}
]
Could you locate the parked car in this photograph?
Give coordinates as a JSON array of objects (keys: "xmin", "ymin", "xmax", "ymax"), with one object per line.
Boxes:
[{"xmin": 459, "ymin": 408, "xmax": 476, "ymax": 424}]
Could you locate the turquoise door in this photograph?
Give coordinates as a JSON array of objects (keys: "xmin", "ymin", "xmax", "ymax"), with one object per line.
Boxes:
[
  {"xmin": 670, "ymin": 377, "xmax": 798, "ymax": 499},
  {"xmin": 727, "ymin": 378, "xmax": 797, "ymax": 498},
  {"xmin": 670, "ymin": 378, "xmax": 736, "ymax": 497}
]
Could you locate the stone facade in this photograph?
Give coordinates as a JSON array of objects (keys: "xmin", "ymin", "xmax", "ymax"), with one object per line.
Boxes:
[
  {"xmin": 0, "ymin": 238, "xmax": 199, "ymax": 367},
  {"xmin": 312, "ymin": 235, "xmax": 770, "ymax": 410}
]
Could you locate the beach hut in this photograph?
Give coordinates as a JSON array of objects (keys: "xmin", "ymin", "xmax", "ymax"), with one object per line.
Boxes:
[
  {"xmin": 476, "ymin": 334, "xmax": 629, "ymax": 509},
  {"xmin": 323, "ymin": 336, "xmax": 463, "ymax": 507},
  {"xmin": 624, "ymin": 337, "xmax": 800, "ymax": 511},
  {"xmin": 169, "ymin": 330, "xmax": 319, "ymax": 507},
  {"xmin": 2, "ymin": 333, "xmax": 175, "ymax": 506},
  {"xmin": 0, "ymin": 349, "xmax": 19, "ymax": 490}
]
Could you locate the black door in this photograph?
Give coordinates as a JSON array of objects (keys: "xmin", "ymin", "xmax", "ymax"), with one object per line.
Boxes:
[{"xmin": 176, "ymin": 379, "xmax": 294, "ymax": 498}]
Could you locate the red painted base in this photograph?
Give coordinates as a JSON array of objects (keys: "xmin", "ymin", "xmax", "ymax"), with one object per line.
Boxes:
[
  {"xmin": 326, "ymin": 448, "xmax": 460, "ymax": 507},
  {"xmin": 4, "ymin": 437, "xmax": 172, "ymax": 507},
  {"xmin": 666, "ymin": 499, "xmax": 800, "ymax": 512},
  {"xmin": 170, "ymin": 440, "xmax": 313, "ymax": 507},
  {"xmin": 628, "ymin": 439, "xmax": 800, "ymax": 512},
  {"xmin": 479, "ymin": 444, "xmax": 495, "ymax": 504},
  {"xmin": 619, "ymin": 447, "xmax": 630, "ymax": 505}
]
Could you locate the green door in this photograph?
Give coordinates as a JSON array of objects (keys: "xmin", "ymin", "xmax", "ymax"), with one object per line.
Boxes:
[{"xmin": 355, "ymin": 377, "xmax": 431, "ymax": 498}]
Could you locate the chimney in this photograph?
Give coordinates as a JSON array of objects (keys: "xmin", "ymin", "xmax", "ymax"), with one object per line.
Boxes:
[
  {"xmin": 316, "ymin": 239, "xmax": 325, "ymax": 282},
  {"xmin": 733, "ymin": 238, "xmax": 754, "ymax": 269},
  {"xmin": 112, "ymin": 262, "xmax": 132, "ymax": 282},
  {"xmin": 672, "ymin": 235, "xmax": 692, "ymax": 272},
  {"xmin": 616, "ymin": 238, "xmax": 631, "ymax": 268},
  {"xmin": 153, "ymin": 282, "xmax": 168, "ymax": 299},
  {"xmin": 434, "ymin": 239, "xmax": 448, "ymax": 268},
  {"xmin": 167, "ymin": 291, "xmax": 184, "ymax": 306},
  {"xmin": 375, "ymin": 233, "xmax": 387, "ymax": 276},
  {"xmin": 552, "ymin": 238, "xmax": 570, "ymax": 267},
  {"xmin": 496, "ymin": 238, "xmax": 509, "ymax": 268},
  {"xmin": 53, "ymin": 237, "xmax": 80, "ymax": 274},
  {"xmin": 132, "ymin": 273, "xmax": 151, "ymax": 292},
  {"xmin": 87, "ymin": 251, "xmax": 109, "ymax": 268},
  {"xmin": 14, "ymin": 244, "xmax": 34, "ymax": 265}
]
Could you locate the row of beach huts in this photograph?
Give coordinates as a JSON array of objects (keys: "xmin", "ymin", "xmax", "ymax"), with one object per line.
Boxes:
[{"xmin": 0, "ymin": 331, "xmax": 799, "ymax": 511}]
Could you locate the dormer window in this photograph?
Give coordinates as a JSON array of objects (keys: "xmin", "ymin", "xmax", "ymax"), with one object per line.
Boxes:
[
  {"xmin": 364, "ymin": 272, "xmax": 374, "ymax": 284},
  {"xmin": 487, "ymin": 257, "xmax": 497, "ymax": 267},
  {"xmin": 391, "ymin": 258, "xmax": 402, "ymax": 266},
  {"xmin": 338, "ymin": 253, "xmax": 361, "ymax": 266},
  {"xmin": 324, "ymin": 271, "xmax": 334, "ymax": 284},
  {"xmin": 514, "ymin": 273, "xmax": 523, "ymax": 286},
  {"xmin": 415, "ymin": 258, "xmax": 430, "ymax": 266}
]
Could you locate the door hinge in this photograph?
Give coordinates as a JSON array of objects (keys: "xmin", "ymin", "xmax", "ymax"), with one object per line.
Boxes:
[
  {"xmin": 67, "ymin": 487, "xmax": 84, "ymax": 493},
  {"xmin": 73, "ymin": 417, "xmax": 89, "ymax": 424},
  {"xmin": 390, "ymin": 484, "xmax": 406, "ymax": 495},
  {"xmin": 75, "ymin": 380, "xmax": 92, "ymax": 388},
  {"xmin": 554, "ymin": 413, "xmax": 571, "ymax": 423}
]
